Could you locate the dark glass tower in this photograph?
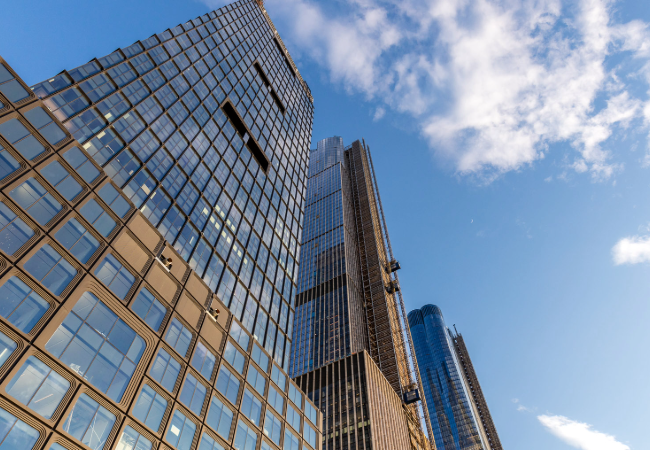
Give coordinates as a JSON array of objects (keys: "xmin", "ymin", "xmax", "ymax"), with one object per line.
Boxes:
[
  {"xmin": 0, "ymin": 1, "xmax": 323, "ymax": 450},
  {"xmin": 408, "ymin": 305, "xmax": 488, "ymax": 450},
  {"xmin": 291, "ymin": 138, "xmax": 431, "ymax": 450}
]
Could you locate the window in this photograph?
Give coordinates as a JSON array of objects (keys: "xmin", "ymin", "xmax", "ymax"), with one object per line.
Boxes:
[
  {"xmin": 0, "ymin": 201, "xmax": 34, "ymax": 255},
  {"xmin": 41, "ymin": 161, "xmax": 82, "ymax": 201},
  {"xmin": 0, "ymin": 64, "xmax": 30, "ymax": 102},
  {"xmin": 234, "ymin": 420, "xmax": 258, "ymax": 450},
  {"xmin": 199, "ymin": 433, "xmax": 225, "ymax": 450},
  {"xmin": 0, "ymin": 276, "xmax": 49, "ymax": 333},
  {"xmin": 94, "ymin": 254, "xmax": 135, "ymax": 300},
  {"xmin": 206, "ymin": 395, "xmax": 233, "ymax": 439},
  {"xmin": 62, "ymin": 394, "xmax": 115, "ymax": 450},
  {"xmin": 286, "ymin": 404, "xmax": 301, "ymax": 432},
  {"xmin": 62, "ymin": 147, "xmax": 100, "ymax": 183},
  {"xmin": 0, "ymin": 407, "xmax": 39, "ymax": 449},
  {"xmin": 132, "ymin": 288, "xmax": 166, "ymax": 331},
  {"xmin": 241, "ymin": 389, "xmax": 262, "ymax": 426},
  {"xmin": 263, "ymin": 410, "xmax": 282, "ymax": 446},
  {"xmin": 42, "ymin": 87, "xmax": 88, "ymax": 121},
  {"xmin": 230, "ymin": 320, "xmax": 250, "ymax": 350},
  {"xmin": 98, "ymin": 183, "xmax": 130, "ymax": 218},
  {"xmin": 305, "ymin": 403, "xmax": 317, "ymax": 426},
  {"xmin": 166, "ymin": 410, "xmax": 196, "ymax": 450},
  {"xmin": 165, "ymin": 318, "xmax": 193, "ymax": 357},
  {"xmin": 251, "ymin": 343, "xmax": 269, "ymax": 372},
  {"xmin": 223, "ymin": 341, "xmax": 245, "ymax": 373},
  {"xmin": 133, "ymin": 385, "xmax": 167, "ymax": 431},
  {"xmin": 45, "ymin": 292, "xmax": 145, "ymax": 401},
  {"xmin": 288, "ymin": 384, "xmax": 302, "ymax": 408},
  {"xmin": 0, "ymin": 119, "xmax": 46, "ymax": 160},
  {"xmin": 23, "ymin": 107, "xmax": 67, "ymax": 145},
  {"xmin": 267, "ymin": 386, "xmax": 284, "ymax": 414},
  {"xmin": 79, "ymin": 199, "xmax": 116, "ymax": 237},
  {"xmin": 180, "ymin": 373, "xmax": 207, "ymax": 415},
  {"xmin": 116, "ymin": 426, "xmax": 153, "ymax": 450},
  {"xmin": 304, "ymin": 423, "xmax": 317, "ymax": 449},
  {"xmin": 150, "ymin": 349, "xmax": 181, "ymax": 392},
  {"xmin": 55, "ymin": 218, "xmax": 99, "ymax": 264},
  {"xmin": 191, "ymin": 342, "xmax": 216, "ymax": 381},
  {"xmin": 83, "ymin": 128, "xmax": 124, "ymax": 165},
  {"xmin": 271, "ymin": 365, "xmax": 286, "ymax": 391},
  {"xmin": 0, "ymin": 143, "xmax": 20, "ymax": 181},
  {"xmin": 79, "ymin": 73, "xmax": 116, "ymax": 103},
  {"xmin": 6, "ymin": 356, "xmax": 69, "ymax": 419},
  {"xmin": 9, "ymin": 178, "xmax": 62, "ymax": 225},
  {"xmin": 283, "ymin": 429, "xmax": 300, "ymax": 450},
  {"xmin": 246, "ymin": 365, "xmax": 266, "ymax": 396},
  {"xmin": 215, "ymin": 366, "xmax": 240, "ymax": 405},
  {"xmin": 0, "ymin": 331, "xmax": 17, "ymax": 366},
  {"xmin": 23, "ymin": 244, "xmax": 76, "ymax": 295}
]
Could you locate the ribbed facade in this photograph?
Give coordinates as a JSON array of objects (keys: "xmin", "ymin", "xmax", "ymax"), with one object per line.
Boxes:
[
  {"xmin": 0, "ymin": 1, "xmax": 324, "ymax": 449},
  {"xmin": 408, "ymin": 305, "xmax": 485, "ymax": 450}
]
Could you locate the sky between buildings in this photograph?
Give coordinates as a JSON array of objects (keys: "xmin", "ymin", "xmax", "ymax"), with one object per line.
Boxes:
[{"xmin": 2, "ymin": 0, "xmax": 648, "ymax": 448}]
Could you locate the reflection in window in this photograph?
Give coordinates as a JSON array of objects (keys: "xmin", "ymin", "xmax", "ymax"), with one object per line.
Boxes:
[
  {"xmin": 230, "ymin": 320, "xmax": 250, "ymax": 350},
  {"xmin": 79, "ymin": 199, "xmax": 116, "ymax": 237},
  {"xmin": 234, "ymin": 420, "xmax": 258, "ymax": 450},
  {"xmin": 199, "ymin": 433, "xmax": 225, "ymax": 450},
  {"xmin": 0, "ymin": 119, "xmax": 45, "ymax": 160},
  {"xmin": 271, "ymin": 365, "xmax": 286, "ymax": 391},
  {"xmin": 55, "ymin": 218, "xmax": 100, "ymax": 264},
  {"xmin": 131, "ymin": 288, "xmax": 166, "ymax": 331},
  {"xmin": 0, "ymin": 406, "xmax": 39, "ymax": 449},
  {"xmin": 206, "ymin": 395, "xmax": 233, "ymax": 439},
  {"xmin": 133, "ymin": 385, "xmax": 167, "ymax": 432},
  {"xmin": 65, "ymin": 108, "xmax": 107, "ymax": 144},
  {"xmin": 283, "ymin": 429, "xmax": 300, "ymax": 450},
  {"xmin": 150, "ymin": 348, "xmax": 181, "ymax": 392},
  {"xmin": 23, "ymin": 107, "xmax": 67, "ymax": 145},
  {"xmin": 45, "ymin": 292, "xmax": 145, "ymax": 401},
  {"xmin": 116, "ymin": 426, "xmax": 153, "ymax": 450},
  {"xmin": 304, "ymin": 422, "xmax": 317, "ymax": 448},
  {"xmin": 41, "ymin": 160, "xmax": 83, "ymax": 200},
  {"xmin": 6, "ymin": 356, "xmax": 69, "ymax": 419},
  {"xmin": 166, "ymin": 410, "xmax": 196, "ymax": 450},
  {"xmin": 23, "ymin": 244, "xmax": 76, "ymax": 295},
  {"xmin": 223, "ymin": 341, "xmax": 245, "ymax": 373},
  {"xmin": 286, "ymin": 404, "xmax": 301, "ymax": 432},
  {"xmin": 216, "ymin": 365, "xmax": 240, "ymax": 405},
  {"xmin": 0, "ymin": 201, "xmax": 34, "ymax": 255},
  {"xmin": 62, "ymin": 147, "xmax": 100, "ymax": 183},
  {"xmin": 0, "ymin": 143, "xmax": 20, "ymax": 181},
  {"xmin": 98, "ymin": 183, "xmax": 131, "ymax": 218},
  {"xmin": 246, "ymin": 365, "xmax": 266, "ymax": 396},
  {"xmin": 165, "ymin": 318, "xmax": 193, "ymax": 357},
  {"xmin": 267, "ymin": 386, "xmax": 284, "ymax": 415},
  {"xmin": 179, "ymin": 373, "xmax": 207, "ymax": 415},
  {"xmin": 42, "ymin": 87, "xmax": 88, "ymax": 121},
  {"xmin": 0, "ymin": 276, "xmax": 49, "ymax": 333},
  {"xmin": 288, "ymin": 384, "xmax": 302, "ymax": 407},
  {"xmin": 241, "ymin": 389, "xmax": 262, "ymax": 426},
  {"xmin": 83, "ymin": 128, "xmax": 124, "ymax": 165},
  {"xmin": 305, "ymin": 402, "xmax": 318, "ymax": 426},
  {"xmin": 263, "ymin": 410, "xmax": 282, "ymax": 446},
  {"xmin": 251, "ymin": 343, "xmax": 269, "ymax": 372},
  {"xmin": 62, "ymin": 394, "xmax": 115, "ymax": 450},
  {"xmin": 9, "ymin": 178, "xmax": 62, "ymax": 225},
  {"xmin": 191, "ymin": 341, "xmax": 216, "ymax": 380},
  {"xmin": 0, "ymin": 331, "xmax": 17, "ymax": 367},
  {"xmin": 0, "ymin": 65, "xmax": 30, "ymax": 102},
  {"xmin": 94, "ymin": 254, "xmax": 135, "ymax": 300}
]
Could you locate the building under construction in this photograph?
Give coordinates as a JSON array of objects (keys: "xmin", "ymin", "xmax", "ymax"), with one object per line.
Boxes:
[{"xmin": 290, "ymin": 137, "xmax": 434, "ymax": 450}]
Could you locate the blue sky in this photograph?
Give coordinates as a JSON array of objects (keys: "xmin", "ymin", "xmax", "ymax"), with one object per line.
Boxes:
[{"xmin": 2, "ymin": 0, "xmax": 648, "ymax": 448}]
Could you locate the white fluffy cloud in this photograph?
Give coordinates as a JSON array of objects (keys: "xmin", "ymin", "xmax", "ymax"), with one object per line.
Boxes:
[
  {"xmin": 538, "ymin": 415, "xmax": 630, "ymax": 450},
  {"xmin": 612, "ymin": 235, "xmax": 650, "ymax": 264},
  {"xmin": 261, "ymin": 0, "xmax": 650, "ymax": 181}
]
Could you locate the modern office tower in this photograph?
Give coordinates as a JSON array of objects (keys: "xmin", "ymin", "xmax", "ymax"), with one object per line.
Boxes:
[
  {"xmin": 451, "ymin": 332, "xmax": 502, "ymax": 450},
  {"xmin": 408, "ymin": 305, "xmax": 496, "ymax": 450},
  {"xmin": 0, "ymin": 1, "xmax": 321, "ymax": 450},
  {"xmin": 291, "ymin": 138, "xmax": 432, "ymax": 450}
]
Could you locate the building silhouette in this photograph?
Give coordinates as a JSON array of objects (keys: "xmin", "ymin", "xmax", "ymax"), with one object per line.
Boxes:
[
  {"xmin": 0, "ymin": 1, "xmax": 322, "ymax": 450},
  {"xmin": 290, "ymin": 137, "xmax": 433, "ymax": 450},
  {"xmin": 408, "ymin": 305, "xmax": 501, "ymax": 450}
]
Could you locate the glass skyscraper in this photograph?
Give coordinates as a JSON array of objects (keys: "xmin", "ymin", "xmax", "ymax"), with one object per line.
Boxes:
[
  {"xmin": 408, "ymin": 305, "xmax": 491, "ymax": 450},
  {"xmin": 290, "ymin": 137, "xmax": 431, "ymax": 450},
  {"xmin": 0, "ymin": 1, "xmax": 322, "ymax": 450}
]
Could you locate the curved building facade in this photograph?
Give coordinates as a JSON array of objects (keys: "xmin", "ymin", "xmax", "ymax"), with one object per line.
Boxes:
[{"xmin": 408, "ymin": 305, "xmax": 485, "ymax": 450}]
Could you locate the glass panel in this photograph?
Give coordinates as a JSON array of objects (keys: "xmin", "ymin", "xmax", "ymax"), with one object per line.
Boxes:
[
  {"xmin": 94, "ymin": 254, "xmax": 135, "ymax": 300},
  {"xmin": 9, "ymin": 178, "xmax": 62, "ymax": 225},
  {"xmin": 62, "ymin": 147, "xmax": 100, "ymax": 183},
  {"xmin": 149, "ymin": 349, "xmax": 181, "ymax": 392},
  {"xmin": 215, "ymin": 366, "xmax": 239, "ymax": 405},
  {"xmin": 0, "ymin": 406, "xmax": 40, "ymax": 449},
  {"xmin": 62, "ymin": 394, "xmax": 116, "ymax": 450},
  {"xmin": 164, "ymin": 318, "xmax": 193, "ymax": 356},
  {"xmin": 263, "ymin": 410, "xmax": 282, "ymax": 446},
  {"xmin": 79, "ymin": 199, "xmax": 116, "ymax": 237},
  {"xmin": 0, "ymin": 119, "xmax": 46, "ymax": 161},
  {"xmin": 179, "ymin": 373, "xmax": 206, "ymax": 415},
  {"xmin": 0, "ymin": 201, "xmax": 34, "ymax": 255},
  {"xmin": 190, "ymin": 342, "xmax": 216, "ymax": 380},
  {"xmin": 41, "ymin": 160, "xmax": 83, "ymax": 201},
  {"xmin": 0, "ymin": 144, "xmax": 20, "ymax": 181},
  {"xmin": 55, "ymin": 218, "xmax": 100, "ymax": 264},
  {"xmin": 131, "ymin": 288, "xmax": 166, "ymax": 331},
  {"xmin": 6, "ymin": 356, "xmax": 70, "ymax": 418},
  {"xmin": 0, "ymin": 65, "xmax": 29, "ymax": 102},
  {"xmin": 206, "ymin": 396, "xmax": 232, "ymax": 439},
  {"xmin": 234, "ymin": 420, "xmax": 257, "ymax": 450},
  {"xmin": 198, "ymin": 433, "xmax": 225, "ymax": 450},
  {"xmin": 23, "ymin": 244, "xmax": 76, "ymax": 295},
  {"xmin": 0, "ymin": 331, "xmax": 17, "ymax": 367},
  {"xmin": 115, "ymin": 426, "xmax": 153, "ymax": 450},
  {"xmin": 165, "ymin": 410, "xmax": 196, "ymax": 450},
  {"xmin": 23, "ymin": 107, "xmax": 67, "ymax": 145},
  {"xmin": 132, "ymin": 385, "xmax": 167, "ymax": 432},
  {"xmin": 240, "ymin": 389, "xmax": 261, "ymax": 426},
  {"xmin": 0, "ymin": 276, "xmax": 49, "ymax": 332}
]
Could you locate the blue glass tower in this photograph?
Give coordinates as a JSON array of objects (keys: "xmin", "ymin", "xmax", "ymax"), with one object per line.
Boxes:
[{"xmin": 408, "ymin": 305, "xmax": 485, "ymax": 450}]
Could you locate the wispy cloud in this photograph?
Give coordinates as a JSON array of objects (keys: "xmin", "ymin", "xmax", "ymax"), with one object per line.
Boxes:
[
  {"xmin": 612, "ymin": 235, "xmax": 650, "ymax": 265},
  {"xmin": 261, "ymin": 0, "xmax": 650, "ymax": 182},
  {"xmin": 538, "ymin": 415, "xmax": 630, "ymax": 450}
]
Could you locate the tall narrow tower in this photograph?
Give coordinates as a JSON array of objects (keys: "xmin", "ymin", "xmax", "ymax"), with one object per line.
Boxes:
[{"xmin": 291, "ymin": 137, "xmax": 432, "ymax": 450}]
